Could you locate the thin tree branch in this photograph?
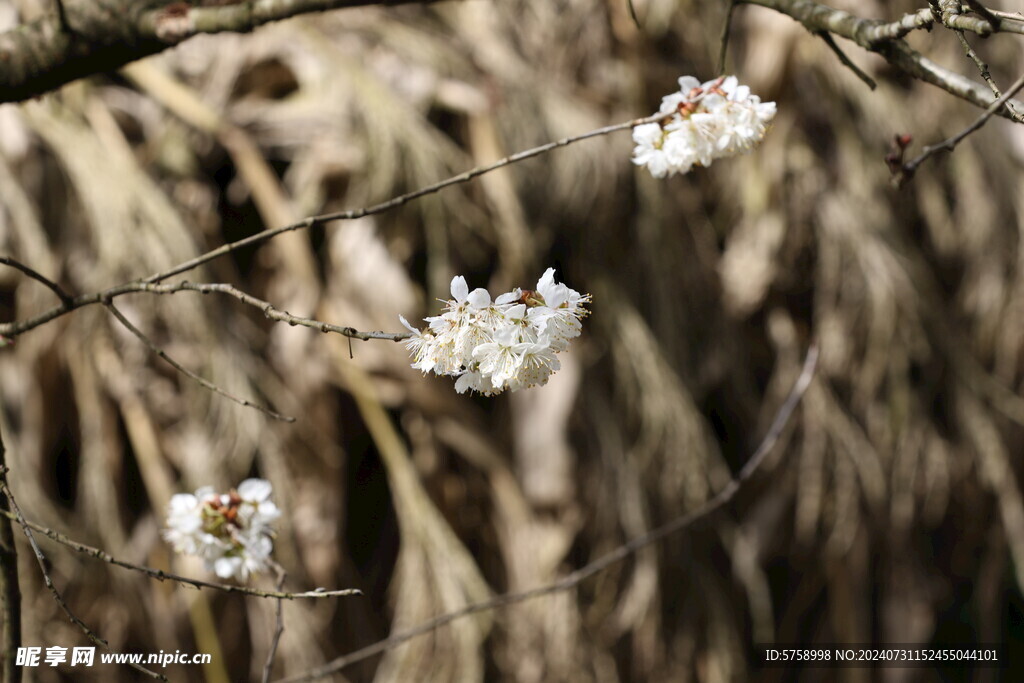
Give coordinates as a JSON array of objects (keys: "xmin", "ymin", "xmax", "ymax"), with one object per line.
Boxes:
[
  {"xmin": 953, "ymin": 30, "xmax": 1024, "ymax": 121},
  {"xmin": 262, "ymin": 563, "xmax": 288, "ymax": 683},
  {"xmin": 104, "ymin": 301, "xmax": 296, "ymax": 422},
  {"xmin": 0, "ymin": 465, "xmax": 165, "ymax": 680},
  {"xmin": 0, "ymin": 256, "xmax": 72, "ymax": 305},
  {"xmin": 0, "ymin": 508, "xmax": 361, "ymax": 600},
  {"xmin": 816, "ymin": 31, "xmax": 876, "ymax": 90},
  {"xmin": 898, "ymin": 71, "xmax": 1024, "ymax": 183},
  {"xmin": 138, "ymin": 282, "xmax": 414, "ymax": 341},
  {"xmin": 717, "ymin": 0, "xmax": 737, "ymax": 75},
  {"xmin": 0, "ymin": 423, "xmax": 22, "ymax": 683},
  {"xmin": 0, "ymin": 113, "xmax": 665, "ymax": 340},
  {"xmin": 983, "ymin": 9, "xmax": 1024, "ymax": 24},
  {"xmin": 276, "ymin": 345, "xmax": 819, "ymax": 683}
]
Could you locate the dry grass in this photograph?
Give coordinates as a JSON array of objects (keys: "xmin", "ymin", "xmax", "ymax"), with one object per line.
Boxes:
[{"xmin": 1, "ymin": 0, "xmax": 1023, "ymax": 681}]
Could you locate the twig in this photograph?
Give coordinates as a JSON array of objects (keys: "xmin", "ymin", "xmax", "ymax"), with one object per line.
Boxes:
[
  {"xmin": 0, "ymin": 508, "xmax": 361, "ymax": 600},
  {"xmin": 984, "ymin": 9, "xmax": 1024, "ymax": 24},
  {"xmin": 262, "ymin": 563, "xmax": 287, "ymax": 683},
  {"xmin": 0, "ymin": 466, "xmax": 165, "ymax": 679},
  {"xmin": 276, "ymin": 345, "xmax": 819, "ymax": 683},
  {"xmin": 0, "ymin": 113, "xmax": 665, "ymax": 340},
  {"xmin": 0, "ymin": 256, "xmax": 72, "ymax": 305},
  {"xmin": 816, "ymin": 31, "xmax": 876, "ymax": 90},
  {"xmin": 717, "ymin": 0, "xmax": 737, "ymax": 75},
  {"xmin": 140, "ymin": 113, "xmax": 665, "ymax": 286},
  {"xmin": 899, "ymin": 71, "xmax": 1024, "ymax": 184},
  {"xmin": 138, "ymin": 282, "xmax": 414, "ymax": 342},
  {"xmin": 104, "ymin": 301, "xmax": 295, "ymax": 422},
  {"xmin": 953, "ymin": 30, "xmax": 1024, "ymax": 121},
  {"xmin": 0, "ymin": 425, "xmax": 22, "ymax": 683}
]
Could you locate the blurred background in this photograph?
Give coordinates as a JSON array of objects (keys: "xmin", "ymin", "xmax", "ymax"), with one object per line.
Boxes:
[{"xmin": 1, "ymin": 0, "xmax": 1024, "ymax": 680}]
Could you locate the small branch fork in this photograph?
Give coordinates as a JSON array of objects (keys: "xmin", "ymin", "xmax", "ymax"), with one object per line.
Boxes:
[
  {"xmin": 953, "ymin": 30, "xmax": 1024, "ymax": 122},
  {"xmin": 275, "ymin": 345, "xmax": 819, "ymax": 683},
  {"xmin": 897, "ymin": 71, "xmax": 1024, "ymax": 184},
  {"xmin": 104, "ymin": 301, "xmax": 296, "ymax": 422},
  {"xmin": 734, "ymin": 1, "xmax": 1024, "ymax": 117}
]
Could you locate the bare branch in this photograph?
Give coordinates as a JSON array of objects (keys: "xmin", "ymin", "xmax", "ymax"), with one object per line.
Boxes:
[
  {"xmin": 984, "ymin": 9, "xmax": 1024, "ymax": 24},
  {"xmin": 717, "ymin": 0, "xmax": 737, "ymax": 75},
  {"xmin": 138, "ymin": 282, "xmax": 414, "ymax": 342},
  {"xmin": 953, "ymin": 30, "xmax": 1024, "ymax": 122},
  {"xmin": 0, "ymin": 113, "xmax": 665, "ymax": 340},
  {"xmin": 0, "ymin": 256, "xmax": 72, "ymax": 305},
  {"xmin": 898, "ymin": 72, "xmax": 1024, "ymax": 183},
  {"xmin": 738, "ymin": 0, "xmax": 1024, "ymax": 116},
  {"xmin": 276, "ymin": 345, "xmax": 819, "ymax": 683},
  {"xmin": 104, "ymin": 301, "xmax": 296, "ymax": 422},
  {"xmin": 262, "ymin": 563, "xmax": 288, "ymax": 683},
  {"xmin": 816, "ymin": 30, "xmax": 876, "ymax": 90}
]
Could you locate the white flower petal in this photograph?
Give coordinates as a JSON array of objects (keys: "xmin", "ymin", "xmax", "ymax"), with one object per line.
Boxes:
[
  {"xmin": 237, "ymin": 479, "xmax": 273, "ymax": 502},
  {"xmin": 466, "ymin": 288, "xmax": 491, "ymax": 309},
  {"xmin": 450, "ymin": 276, "xmax": 469, "ymax": 302}
]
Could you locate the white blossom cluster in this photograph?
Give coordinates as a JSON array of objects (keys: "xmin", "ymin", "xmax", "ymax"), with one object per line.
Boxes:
[
  {"xmin": 163, "ymin": 479, "xmax": 280, "ymax": 582},
  {"xmin": 400, "ymin": 268, "xmax": 590, "ymax": 395},
  {"xmin": 632, "ymin": 75, "xmax": 777, "ymax": 178}
]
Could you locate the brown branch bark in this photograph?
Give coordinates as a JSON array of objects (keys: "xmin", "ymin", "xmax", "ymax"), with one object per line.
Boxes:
[{"xmin": 0, "ymin": 0, "xmax": 437, "ymax": 104}]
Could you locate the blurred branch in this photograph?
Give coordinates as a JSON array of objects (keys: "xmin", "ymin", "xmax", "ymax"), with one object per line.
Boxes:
[
  {"xmin": 985, "ymin": 9, "xmax": 1024, "ymax": 23},
  {"xmin": 0, "ymin": 0, "xmax": 448, "ymax": 103},
  {"xmin": 262, "ymin": 563, "xmax": 288, "ymax": 683},
  {"xmin": 717, "ymin": 0, "xmax": 737, "ymax": 75},
  {"xmin": 0, "ymin": 256, "xmax": 72, "ymax": 305},
  {"xmin": 277, "ymin": 345, "xmax": 819, "ymax": 683},
  {"xmin": 0, "ymin": 424, "xmax": 22, "ymax": 683},
  {"xmin": 0, "ymin": 508, "xmax": 362, "ymax": 600},
  {"xmin": 816, "ymin": 30, "xmax": 876, "ymax": 90},
  {"xmin": 0, "ymin": 465, "xmax": 165, "ymax": 680},
  {"xmin": 897, "ymin": 72, "xmax": 1024, "ymax": 183},
  {"xmin": 0, "ymin": 113, "xmax": 665, "ymax": 340},
  {"xmin": 104, "ymin": 301, "xmax": 296, "ymax": 422}
]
